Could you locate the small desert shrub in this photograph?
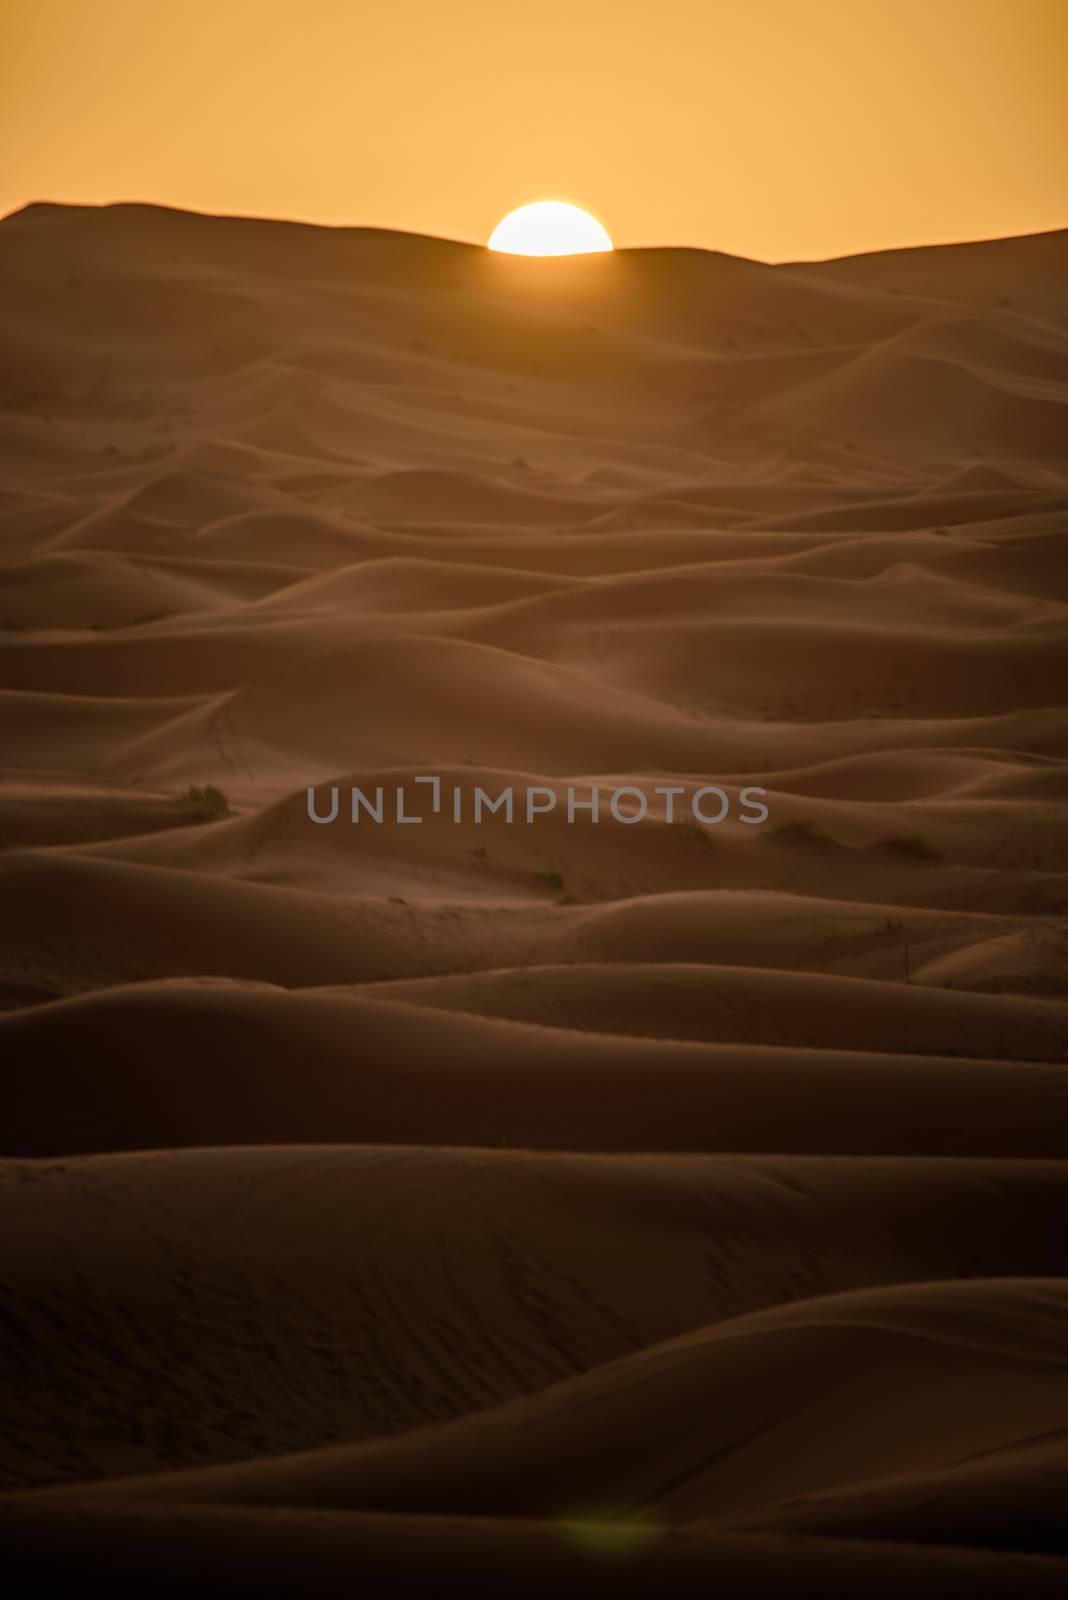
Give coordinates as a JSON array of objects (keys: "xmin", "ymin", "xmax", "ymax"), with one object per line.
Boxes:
[
  {"xmin": 880, "ymin": 833, "xmax": 944, "ymax": 865},
  {"xmin": 771, "ymin": 818, "xmax": 835, "ymax": 848},
  {"xmin": 536, "ymin": 867, "xmax": 567, "ymax": 894},
  {"xmin": 181, "ymin": 784, "xmax": 231, "ymax": 822}
]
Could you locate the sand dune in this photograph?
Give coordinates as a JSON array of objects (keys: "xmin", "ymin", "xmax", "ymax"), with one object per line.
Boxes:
[
  {"xmin": 6, "ymin": 980, "xmax": 1068, "ymax": 1159},
  {"xmin": 38, "ymin": 1278, "xmax": 1068, "ymax": 1521},
  {"xmin": 4, "ymin": 1147, "xmax": 1066, "ymax": 1489},
  {"xmin": 726, "ymin": 1425, "xmax": 1068, "ymax": 1553},
  {"xmin": 3, "ymin": 1505, "xmax": 1065, "ymax": 1598},
  {"xmin": 1, "ymin": 203, "xmax": 1066, "ymax": 1587}
]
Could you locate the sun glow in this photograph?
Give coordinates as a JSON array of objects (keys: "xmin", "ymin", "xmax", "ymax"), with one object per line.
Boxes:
[{"xmin": 488, "ymin": 201, "xmax": 613, "ymax": 257}]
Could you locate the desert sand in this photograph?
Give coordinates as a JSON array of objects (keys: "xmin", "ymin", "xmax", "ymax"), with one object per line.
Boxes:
[{"xmin": 1, "ymin": 202, "xmax": 1067, "ymax": 1593}]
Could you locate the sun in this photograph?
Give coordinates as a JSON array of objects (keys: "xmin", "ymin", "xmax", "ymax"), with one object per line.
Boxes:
[{"xmin": 488, "ymin": 201, "xmax": 613, "ymax": 257}]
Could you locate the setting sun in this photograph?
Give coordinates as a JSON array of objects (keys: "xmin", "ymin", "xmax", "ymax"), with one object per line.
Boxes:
[{"xmin": 487, "ymin": 201, "xmax": 613, "ymax": 256}]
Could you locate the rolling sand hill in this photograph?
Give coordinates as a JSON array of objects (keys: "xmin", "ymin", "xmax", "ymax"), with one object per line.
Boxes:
[{"xmin": 1, "ymin": 202, "xmax": 1067, "ymax": 1594}]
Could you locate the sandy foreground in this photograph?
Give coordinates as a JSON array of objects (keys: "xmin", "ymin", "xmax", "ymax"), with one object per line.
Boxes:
[{"xmin": 1, "ymin": 202, "xmax": 1067, "ymax": 1593}]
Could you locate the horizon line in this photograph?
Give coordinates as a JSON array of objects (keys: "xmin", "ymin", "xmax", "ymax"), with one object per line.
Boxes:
[{"xmin": 2, "ymin": 196, "xmax": 1066, "ymax": 269}]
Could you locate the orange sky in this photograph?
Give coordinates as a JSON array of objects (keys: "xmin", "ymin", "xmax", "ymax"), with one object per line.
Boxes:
[{"xmin": 2, "ymin": 0, "xmax": 1065, "ymax": 261}]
